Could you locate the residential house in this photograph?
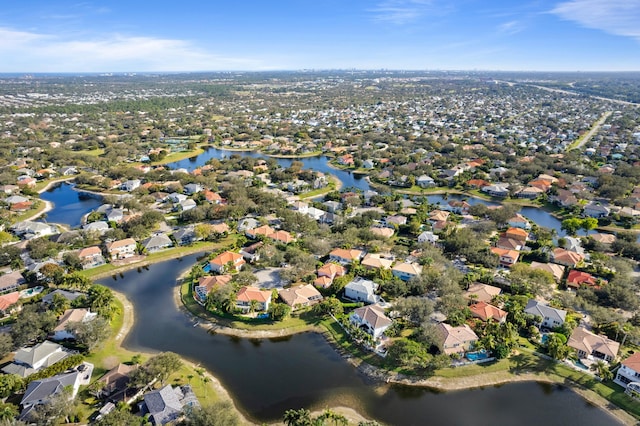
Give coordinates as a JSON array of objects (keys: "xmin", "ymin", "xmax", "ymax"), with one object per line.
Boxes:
[
  {"xmin": 590, "ymin": 233, "xmax": 616, "ymax": 246},
  {"xmin": 140, "ymin": 234, "xmax": 173, "ymax": 253},
  {"xmin": 615, "ymin": 353, "xmax": 640, "ymax": 388},
  {"xmin": 236, "ymin": 286, "xmax": 272, "ymax": 313},
  {"xmin": 194, "ymin": 275, "xmax": 232, "ymax": 304},
  {"xmin": 42, "ymin": 289, "xmax": 84, "ymax": 305},
  {"xmin": 317, "ymin": 263, "xmax": 347, "ymax": 280},
  {"xmin": 384, "ymin": 215, "xmax": 407, "ymax": 227},
  {"xmin": 567, "ymin": 270, "xmax": 600, "ymax": 289},
  {"xmin": 2, "ymin": 341, "xmax": 68, "ymax": 377},
  {"xmin": 99, "ymin": 363, "xmax": 136, "ymax": 401},
  {"xmin": 463, "ymin": 282, "xmax": 501, "ymax": 303},
  {"xmin": 172, "ymin": 226, "xmax": 198, "ymax": 245},
  {"xmin": 0, "ymin": 270, "xmax": 25, "ymax": 294},
  {"xmin": 77, "ymin": 246, "xmax": 106, "ymax": 269},
  {"xmin": 329, "ymin": 248, "xmax": 363, "ymax": 264},
  {"xmin": 469, "ymin": 302, "xmax": 508, "ymax": 323},
  {"xmin": 246, "ymin": 225, "xmax": 275, "ymax": 239},
  {"xmin": 344, "ymin": 277, "xmax": 379, "ymax": 304},
  {"xmin": 120, "ymin": 179, "xmax": 141, "ymax": 192},
  {"xmin": 429, "ymin": 210, "xmax": 450, "ymax": 223},
  {"xmin": 553, "ymin": 189, "xmax": 579, "ymax": 208},
  {"xmin": 482, "ymin": 183, "xmax": 510, "ymax": 198},
  {"xmin": 106, "ymin": 238, "xmax": 137, "ymax": 260},
  {"xmin": 495, "ymin": 237, "xmax": 524, "ymax": 251},
  {"xmin": 524, "ymin": 300, "xmax": 566, "ymax": 329},
  {"xmin": 203, "ymin": 190, "xmax": 223, "ymax": 204},
  {"xmin": 507, "ymin": 214, "xmax": 531, "ymax": 230},
  {"xmin": 167, "ymin": 193, "xmax": 188, "ymax": 204},
  {"xmin": 10, "ymin": 221, "xmax": 58, "ymax": 239},
  {"xmin": 361, "ymin": 253, "xmax": 393, "ymax": 271},
  {"xmin": 106, "ymin": 208, "xmax": 125, "ymax": 223},
  {"xmin": 349, "ymin": 304, "xmax": 392, "ymax": 339},
  {"xmin": 183, "ymin": 183, "xmax": 202, "ymax": 195},
  {"xmin": 278, "ymin": 284, "xmax": 323, "ymax": 310},
  {"xmin": 83, "ymin": 221, "xmax": 110, "ymax": 235},
  {"xmin": 179, "ymin": 199, "xmax": 196, "ymax": 212},
  {"xmin": 139, "ymin": 385, "xmax": 199, "ymax": 425},
  {"xmin": 490, "ymin": 247, "xmax": 519, "ymax": 268},
  {"xmin": 0, "ymin": 291, "xmax": 21, "ymax": 316},
  {"xmin": 417, "ymin": 175, "xmax": 436, "ymax": 188},
  {"xmin": 583, "ymin": 202, "xmax": 610, "ymax": 218},
  {"xmin": 551, "ymin": 248, "xmax": 585, "ymax": 267},
  {"xmin": 391, "ymin": 262, "xmax": 423, "ymax": 281},
  {"xmin": 370, "ymin": 227, "xmax": 395, "ymax": 239},
  {"xmin": 505, "ymin": 227, "xmax": 528, "ymax": 243},
  {"xmin": 51, "ymin": 308, "xmax": 97, "ymax": 340},
  {"xmin": 208, "ymin": 251, "xmax": 245, "ymax": 274},
  {"xmin": 568, "ymin": 327, "xmax": 620, "ymax": 363},
  {"xmin": 237, "ymin": 217, "xmax": 259, "ymax": 233},
  {"xmin": 515, "ymin": 186, "xmax": 545, "ymax": 199},
  {"xmin": 417, "ymin": 231, "xmax": 439, "ymax": 245},
  {"xmin": 530, "ymin": 261, "xmax": 565, "ymax": 282},
  {"xmin": 436, "ymin": 323, "xmax": 478, "ymax": 355},
  {"xmin": 20, "ymin": 364, "xmax": 93, "ymax": 419},
  {"xmin": 240, "ymin": 242, "xmax": 263, "ymax": 263}
]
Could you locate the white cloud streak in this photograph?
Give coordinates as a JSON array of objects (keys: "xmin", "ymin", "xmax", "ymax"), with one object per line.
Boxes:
[
  {"xmin": 369, "ymin": 0, "xmax": 436, "ymax": 25},
  {"xmin": 0, "ymin": 27, "xmax": 264, "ymax": 72},
  {"xmin": 551, "ymin": 0, "xmax": 640, "ymax": 40}
]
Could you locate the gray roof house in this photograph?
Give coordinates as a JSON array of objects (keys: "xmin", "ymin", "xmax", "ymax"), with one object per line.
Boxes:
[
  {"xmin": 344, "ymin": 277, "xmax": 379, "ymax": 304},
  {"xmin": 2, "ymin": 341, "xmax": 68, "ymax": 378},
  {"xmin": 349, "ymin": 304, "xmax": 392, "ymax": 339},
  {"xmin": 172, "ymin": 226, "xmax": 198, "ymax": 245},
  {"xmin": 141, "ymin": 234, "xmax": 173, "ymax": 253},
  {"xmin": 0, "ymin": 270, "xmax": 25, "ymax": 294},
  {"xmin": 140, "ymin": 385, "xmax": 200, "ymax": 425},
  {"xmin": 583, "ymin": 202, "xmax": 610, "ymax": 218},
  {"xmin": 184, "ymin": 183, "xmax": 203, "ymax": 195},
  {"xmin": 20, "ymin": 363, "xmax": 93, "ymax": 418},
  {"xmin": 524, "ymin": 299, "xmax": 567, "ymax": 329},
  {"xmin": 42, "ymin": 289, "xmax": 85, "ymax": 305},
  {"xmin": 10, "ymin": 221, "xmax": 58, "ymax": 239},
  {"xmin": 83, "ymin": 221, "xmax": 110, "ymax": 235}
]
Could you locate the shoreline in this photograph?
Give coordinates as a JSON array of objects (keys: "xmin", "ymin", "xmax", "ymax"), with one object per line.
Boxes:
[{"xmin": 172, "ymin": 273, "xmax": 638, "ymax": 426}]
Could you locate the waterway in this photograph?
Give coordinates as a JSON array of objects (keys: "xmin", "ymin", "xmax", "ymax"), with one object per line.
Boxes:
[
  {"xmin": 38, "ymin": 182, "xmax": 103, "ymax": 227},
  {"xmin": 99, "ymin": 255, "xmax": 621, "ymax": 426},
  {"xmin": 168, "ymin": 147, "xmax": 574, "ymax": 236}
]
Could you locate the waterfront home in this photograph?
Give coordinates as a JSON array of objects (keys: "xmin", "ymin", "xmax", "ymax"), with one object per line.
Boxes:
[
  {"xmin": 329, "ymin": 248, "xmax": 364, "ymax": 264},
  {"xmin": 436, "ymin": 323, "xmax": 478, "ymax": 355},
  {"xmin": 344, "ymin": 277, "xmax": 379, "ymax": 304},
  {"xmin": 172, "ymin": 226, "xmax": 197, "ymax": 245},
  {"xmin": 507, "ymin": 214, "xmax": 532, "ymax": 230},
  {"xmin": 120, "ymin": 179, "xmax": 141, "ymax": 192},
  {"xmin": 106, "ymin": 238, "xmax": 137, "ymax": 260},
  {"xmin": 51, "ymin": 308, "xmax": 97, "ymax": 340},
  {"xmin": 490, "ymin": 247, "xmax": 519, "ymax": 268},
  {"xmin": 2, "ymin": 341, "xmax": 68, "ymax": 378},
  {"xmin": 194, "ymin": 275, "xmax": 232, "ymax": 304},
  {"xmin": 482, "ymin": 183, "xmax": 510, "ymax": 198},
  {"xmin": 417, "ymin": 175, "xmax": 436, "ymax": 188},
  {"xmin": 0, "ymin": 270, "xmax": 25, "ymax": 294},
  {"xmin": 514, "ymin": 186, "xmax": 545, "ymax": 199},
  {"xmin": 529, "ymin": 261, "xmax": 566, "ymax": 282},
  {"xmin": 590, "ymin": 233, "xmax": 616, "ymax": 246},
  {"xmin": 77, "ymin": 246, "xmax": 106, "ymax": 269},
  {"xmin": 391, "ymin": 262, "xmax": 423, "ymax": 281},
  {"xmin": 20, "ymin": 364, "xmax": 93, "ymax": 419},
  {"xmin": 469, "ymin": 301, "xmax": 507, "ymax": 323},
  {"xmin": 463, "ymin": 282, "xmax": 501, "ymax": 303},
  {"xmin": 236, "ymin": 286, "xmax": 272, "ymax": 313},
  {"xmin": 524, "ymin": 300, "xmax": 566, "ymax": 329},
  {"xmin": 568, "ymin": 327, "xmax": 619, "ymax": 363},
  {"xmin": 551, "ymin": 248, "xmax": 584, "ymax": 267},
  {"xmin": 99, "ymin": 363, "xmax": 136, "ymax": 401},
  {"xmin": 615, "ymin": 353, "xmax": 640, "ymax": 388},
  {"xmin": 208, "ymin": 251, "xmax": 245, "ymax": 274},
  {"xmin": 583, "ymin": 202, "xmax": 610, "ymax": 218},
  {"xmin": 42, "ymin": 289, "xmax": 84, "ymax": 305},
  {"xmin": 552, "ymin": 189, "xmax": 579, "ymax": 208},
  {"xmin": 349, "ymin": 304, "xmax": 392, "ymax": 339},
  {"xmin": 106, "ymin": 208, "xmax": 125, "ymax": 223},
  {"xmin": 504, "ymin": 227, "xmax": 528, "ymax": 243},
  {"xmin": 278, "ymin": 284, "xmax": 323, "ymax": 310},
  {"xmin": 140, "ymin": 234, "xmax": 173, "ymax": 253},
  {"xmin": 139, "ymin": 385, "xmax": 199, "ymax": 426}
]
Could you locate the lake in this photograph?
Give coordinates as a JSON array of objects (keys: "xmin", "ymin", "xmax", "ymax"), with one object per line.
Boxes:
[
  {"xmin": 100, "ymin": 255, "xmax": 621, "ymax": 426},
  {"xmin": 38, "ymin": 182, "xmax": 103, "ymax": 227}
]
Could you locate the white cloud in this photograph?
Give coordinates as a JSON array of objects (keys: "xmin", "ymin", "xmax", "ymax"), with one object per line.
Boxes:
[
  {"xmin": 498, "ymin": 20, "xmax": 524, "ymax": 35},
  {"xmin": 369, "ymin": 0, "xmax": 437, "ymax": 25},
  {"xmin": 551, "ymin": 0, "xmax": 640, "ymax": 40},
  {"xmin": 0, "ymin": 27, "xmax": 264, "ymax": 72}
]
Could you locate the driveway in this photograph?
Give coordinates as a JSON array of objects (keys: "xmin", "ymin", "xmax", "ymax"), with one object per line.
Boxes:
[{"xmin": 253, "ymin": 267, "xmax": 284, "ymax": 289}]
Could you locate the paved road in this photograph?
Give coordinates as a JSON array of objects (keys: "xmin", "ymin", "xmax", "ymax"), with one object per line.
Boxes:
[{"xmin": 568, "ymin": 110, "xmax": 613, "ymax": 152}]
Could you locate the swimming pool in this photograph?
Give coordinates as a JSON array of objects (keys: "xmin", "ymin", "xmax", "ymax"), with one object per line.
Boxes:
[
  {"xmin": 466, "ymin": 350, "xmax": 489, "ymax": 361},
  {"xmin": 203, "ymin": 263, "xmax": 211, "ymax": 273}
]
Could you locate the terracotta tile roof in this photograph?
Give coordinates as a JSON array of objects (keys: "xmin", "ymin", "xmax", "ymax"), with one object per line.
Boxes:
[
  {"xmin": 210, "ymin": 251, "xmax": 244, "ymax": 266},
  {"xmin": 329, "ymin": 248, "xmax": 363, "ymax": 261},
  {"xmin": 469, "ymin": 301, "xmax": 508, "ymax": 322},
  {"xmin": 236, "ymin": 286, "xmax": 271, "ymax": 303},
  {"xmin": 314, "ymin": 276, "xmax": 333, "ymax": 289},
  {"xmin": 77, "ymin": 246, "xmax": 102, "ymax": 258},
  {"xmin": 0, "ymin": 292, "xmax": 20, "ymax": 311},
  {"xmin": 622, "ymin": 353, "xmax": 640, "ymax": 372},
  {"xmin": 464, "ymin": 283, "xmax": 501, "ymax": 303},
  {"xmin": 197, "ymin": 275, "xmax": 232, "ymax": 293},
  {"xmin": 317, "ymin": 263, "xmax": 346, "ymax": 278}
]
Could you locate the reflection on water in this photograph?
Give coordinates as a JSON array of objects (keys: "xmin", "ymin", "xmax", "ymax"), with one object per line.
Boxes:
[{"xmin": 99, "ymin": 255, "xmax": 621, "ymax": 426}]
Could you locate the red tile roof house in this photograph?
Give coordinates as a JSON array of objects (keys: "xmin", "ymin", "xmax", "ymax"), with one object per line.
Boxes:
[
  {"xmin": 469, "ymin": 301, "xmax": 508, "ymax": 323},
  {"xmin": 105, "ymin": 238, "xmax": 137, "ymax": 260},
  {"xmin": 566, "ymin": 270, "xmax": 602, "ymax": 290},
  {"xmin": 194, "ymin": 275, "xmax": 232, "ymax": 304},
  {"xmin": 77, "ymin": 246, "xmax": 106, "ymax": 269},
  {"xmin": 278, "ymin": 284, "xmax": 323, "ymax": 310},
  {"xmin": 504, "ymin": 227, "xmax": 528, "ymax": 243},
  {"xmin": 208, "ymin": 251, "xmax": 246, "ymax": 274},
  {"xmin": 317, "ymin": 263, "xmax": 347, "ymax": 280},
  {"xmin": 490, "ymin": 247, "xmax": 520, "ymax": 268},
  {"xmin": 551, "ymin": 248, "xmax": 585, "ymax": 267},
  {"xmin": 235, "ymin": 286, "xmax": 272, "ymax": 313}
]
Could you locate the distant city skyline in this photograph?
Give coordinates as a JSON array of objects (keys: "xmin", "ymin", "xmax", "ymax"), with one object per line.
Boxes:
[{"xmin": 1, "ymin": 0, "xmax": 639, "ymax": 73}]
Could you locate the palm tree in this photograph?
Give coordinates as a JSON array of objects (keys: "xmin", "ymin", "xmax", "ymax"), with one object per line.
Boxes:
[
  {"xmin": 592, "ymin": 360, "xmax": 613, "ymax": 381},
  {"xmin": 249, "ymin": 299, "xmax": 259, "ymax": 314},
  {"xmin": 284, "ymin": 408, "xmax": 312, "ymax": 426}
]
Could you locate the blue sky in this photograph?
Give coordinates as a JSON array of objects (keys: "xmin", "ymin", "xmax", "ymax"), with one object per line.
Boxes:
[{"xmin": 1, "ymin": 0, "xmax": 639, "ymax": 72}]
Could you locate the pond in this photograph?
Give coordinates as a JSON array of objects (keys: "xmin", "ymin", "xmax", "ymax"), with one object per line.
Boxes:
[
  {"xmin": 99, "ymin": 255, "xmax": 621, "ymax": 426},
  {"xmin": 38, "ymin": 182, "xmax": 103, "ymax": 227}
]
